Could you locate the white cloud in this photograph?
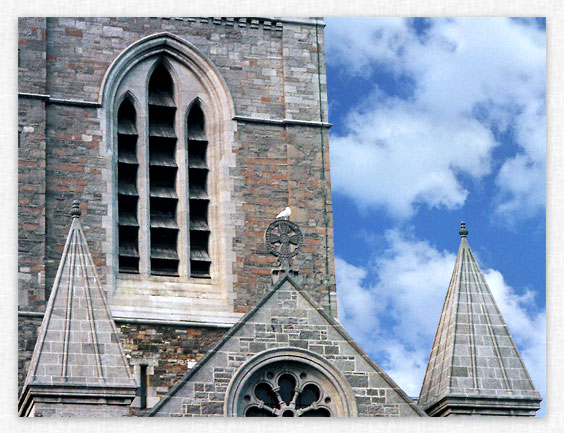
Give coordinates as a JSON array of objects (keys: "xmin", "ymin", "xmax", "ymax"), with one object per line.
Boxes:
[
  {"xmin": 377, "ymin": 342, "xmax": 429, "ymax": 397},
  {"xmin": 336, "ymin": 230, "xmax": 545, "ymax": 402},
  {"xmin": 326, "ymin": 18, "xmax": 545, "ymax": 220},
  {"xmin": 323, "ymin": 17, "xmax": 410, "ymax": 79},
  {"xmin": 371, "ymin": 230, "xmax": 457, "ymax": 345},
  {"xmin": 335, "ymin": 257, "xmax": 382, "ymax": 339},
  {"xmin": 330, "ymin": 103, "xmax": 494, "ymax": 218},
  {"xmin": 494, "ymin": 154, "xmax": 545, "ymax": 221}
]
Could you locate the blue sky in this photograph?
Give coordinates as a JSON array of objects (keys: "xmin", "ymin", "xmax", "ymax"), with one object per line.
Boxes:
[{"xmin": 325, "ymin": 17, "xmax": 546, "ymax": 414}]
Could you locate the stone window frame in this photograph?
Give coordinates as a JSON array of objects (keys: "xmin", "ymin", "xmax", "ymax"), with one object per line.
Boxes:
[
  {"xmin": 225, "ymin": 348, "xmax": 358, "ymax": 417},
  {"xmin": 100, "ymin": 33, "xmax": 237, "ymax": 307}
]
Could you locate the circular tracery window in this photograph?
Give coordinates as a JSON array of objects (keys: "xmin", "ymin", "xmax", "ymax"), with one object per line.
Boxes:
[
  {"xmin": 226, "ymin": 348, "xmax": 357, "ymax": 417},
  {"xmin": 238, "ymin": 361, "xmax": 338, "ymax": 417}
]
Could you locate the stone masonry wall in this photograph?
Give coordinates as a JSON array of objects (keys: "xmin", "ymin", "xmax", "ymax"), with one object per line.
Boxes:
[
  {"xmin": 18, "ymin": 18, "xmax": 47, "ymax": 312},
  {"xmin": 232, "ymin": 122, "xmax": 335, "ymax": 313},
  {"xmin": 18, "ymin": 99, "xmax": 47, "ymax": 311},
  {"xmin": 118, "ymin": 322, "xmax": 225, "ymax": 414},
  {"xmin": 31, "ymin": 402, "xmax": 130, "ymax": 417},
  {"xmin": 18, "ymin": 315, "xmax": 43, "ymax": 396},
  {"xmin": 18, "ymin": 18, "xmax": 46, "ymax": 95},
  {"xmin": 44, "ymin": 104, "xmax": 106, "ymax": 296}
]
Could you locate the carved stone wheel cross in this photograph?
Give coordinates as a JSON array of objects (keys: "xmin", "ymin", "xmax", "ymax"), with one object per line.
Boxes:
[{"xmin": 265, "ymin": 219, "xmax": 303, "ymax": 269}]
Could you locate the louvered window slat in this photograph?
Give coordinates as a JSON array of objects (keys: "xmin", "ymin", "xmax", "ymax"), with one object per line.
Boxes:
[
  {"xmin": 148, "ymin": 64, "xmax": 179, "ymax": 276},
  {"xmin": 117, "ymin": 99, "xmax": 139, "ymax": 273},
  {"xmin": 190, "ymin": 249, "xmax": 210, "ymax": 261},
  {"xmin": 119, "ymin": 213, "xmax": 138, "ymax": 226},
  {"xmin": 190, "ymin": 219, "xmax": 209, "ymax": 231},
  {"xmin": 187, "ymin": 105, "xmax": 211, "ymax": 278}
]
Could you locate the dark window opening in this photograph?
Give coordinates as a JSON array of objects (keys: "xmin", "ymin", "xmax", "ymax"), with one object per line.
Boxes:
[
  {"xmin": 116, "ymin": 60, "xmax": 215, "ymax": 280},
  {"xmin": 117, "ymin": 98, "xmax": 139, "ymax": 273},
  {"xmin": 138, "ymin": 364, "xmax": 147, "ymax": 410},
  {"xmin": 296, "ymin": 383, "xmax": 321, "ymax": 409},
  {"xmin": 187, "ymin": 103, "xmax": 210, "ymax": 277},
  {"xmin": 242, "ymin": 368, "xmax": 332, "ymax": 417},
  {"xmin": 148, "ymin": 63, "xmax": 178, "ymax": 276}
]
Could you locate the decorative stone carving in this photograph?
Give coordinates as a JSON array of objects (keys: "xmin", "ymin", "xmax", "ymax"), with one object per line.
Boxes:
[{"xmin": 265, "ymin": 219, "xmax": 303, "ymax": 271}]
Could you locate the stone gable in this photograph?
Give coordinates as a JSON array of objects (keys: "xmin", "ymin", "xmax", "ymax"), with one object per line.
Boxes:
[{"xmin": 150, "ymin": 275, "xmax": 425, "ymax": 417}]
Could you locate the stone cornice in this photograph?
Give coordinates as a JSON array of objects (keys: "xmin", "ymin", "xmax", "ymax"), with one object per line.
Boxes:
[
  {"xmin": 18, "ymin": 310, "xmax": 235, "ymax": 329},
  {"xmin": 234, "ymin": 115, "xmax": 332, "ymax": 128},
  {"xmin": 18, "ymin": 92, "xmax": 101, "ymax": 107}
]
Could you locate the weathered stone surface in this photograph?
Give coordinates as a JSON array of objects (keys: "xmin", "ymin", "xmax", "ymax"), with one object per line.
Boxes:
[
  {"xmin": 18, "ymin": 315, "xmax": 43, "ymax": 396},
  {"xmin": 18, "ymin": 97, "xmax": 47, "ymax": 312},
  {"xmin": 150, "ymin": 277, "xmax": 425, "ymax": 417},
  {"xmin": 118, "ymin": 322, "xmax": 225, "ymax": 415}
]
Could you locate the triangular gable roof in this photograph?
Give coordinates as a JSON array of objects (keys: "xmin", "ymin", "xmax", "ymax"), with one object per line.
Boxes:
[
  {"xmin": 418, "ymin": 224, "xmax": 541, "ymax": 416},
  {"xmin": 22, "ymin": 205, "xmax": 137, "ymax": 391},
  {"xmin": 150, "ymin": 273, "xmax": 425, "ymax": 416}
]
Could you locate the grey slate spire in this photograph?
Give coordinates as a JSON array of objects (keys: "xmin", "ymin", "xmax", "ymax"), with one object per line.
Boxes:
[
  {"xmin": 418, "ymin": 222, "xmax": 541, "ymax": 416},
  {"xmin": 19, "ymin": 201, "xmax": 137, "ymax": 417}
]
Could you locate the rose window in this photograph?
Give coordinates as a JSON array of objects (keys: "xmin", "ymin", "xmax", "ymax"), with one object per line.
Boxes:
[{"xmin": 239, "ymin": 361, "xmax": 336, "ymax": 417}]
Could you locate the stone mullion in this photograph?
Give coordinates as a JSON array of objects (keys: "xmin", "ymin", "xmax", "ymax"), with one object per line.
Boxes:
[{"xmin": 138, "ymin": 95, "xmax": 150, "ymax": 278}]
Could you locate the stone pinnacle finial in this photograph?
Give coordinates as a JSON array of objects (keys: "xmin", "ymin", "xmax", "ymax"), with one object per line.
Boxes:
[
  {"xmin": 71, "ymin": 200, "xmax": 82, "ymax": 219},
  {"xmin": 459, "ymin": 221, "xmax": 468, "ymax": 238}
]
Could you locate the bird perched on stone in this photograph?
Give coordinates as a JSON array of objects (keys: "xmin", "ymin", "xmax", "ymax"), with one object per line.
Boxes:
[{"xmin": 276, "ymin": 207, "xmax": 291, "ymax": 220}]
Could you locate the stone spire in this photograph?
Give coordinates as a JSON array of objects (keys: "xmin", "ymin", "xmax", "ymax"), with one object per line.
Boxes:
[
  {"xmin": 19, "ymin": 201, "xmax": 137, "ymax": 417},
  {"xmin": 418, "ymin": 222, "xmax": 541, "ymax": 416}
]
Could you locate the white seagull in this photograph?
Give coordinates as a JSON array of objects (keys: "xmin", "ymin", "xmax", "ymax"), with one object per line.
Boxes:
[{"xmin": 276, "ymin": 207, "xmax": 291, "ymax": 220}]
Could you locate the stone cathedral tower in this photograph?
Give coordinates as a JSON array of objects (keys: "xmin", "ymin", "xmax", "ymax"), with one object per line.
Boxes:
[
  {"xmin": 18, "ymin": 17, "xmax": 341, "ymax": 413},
  {"xmin": 17, "ymin": 17, "xmax": 540, "ymax": 417}
]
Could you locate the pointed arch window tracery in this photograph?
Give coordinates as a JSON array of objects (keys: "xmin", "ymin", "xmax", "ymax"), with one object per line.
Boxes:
[{"xmin": 115, "ymin": 56, "xmax": 211, "ymax": 279}]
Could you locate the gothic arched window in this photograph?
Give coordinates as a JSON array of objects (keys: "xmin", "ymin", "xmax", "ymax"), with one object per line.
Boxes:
[
  {"xmin": 147, "ymin": 63, "xmax": 180, "ymax": 276},
  {"xmin": 114, "ymin": 58, "xmax": 212, "ymax": 279},
  {"xmin": 186, "ymin": 103, "xmax": 210, "ymax": 277},
  {"xmin": 103, "ymin": 33, "xmax": 236, "ymax": 326}
]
